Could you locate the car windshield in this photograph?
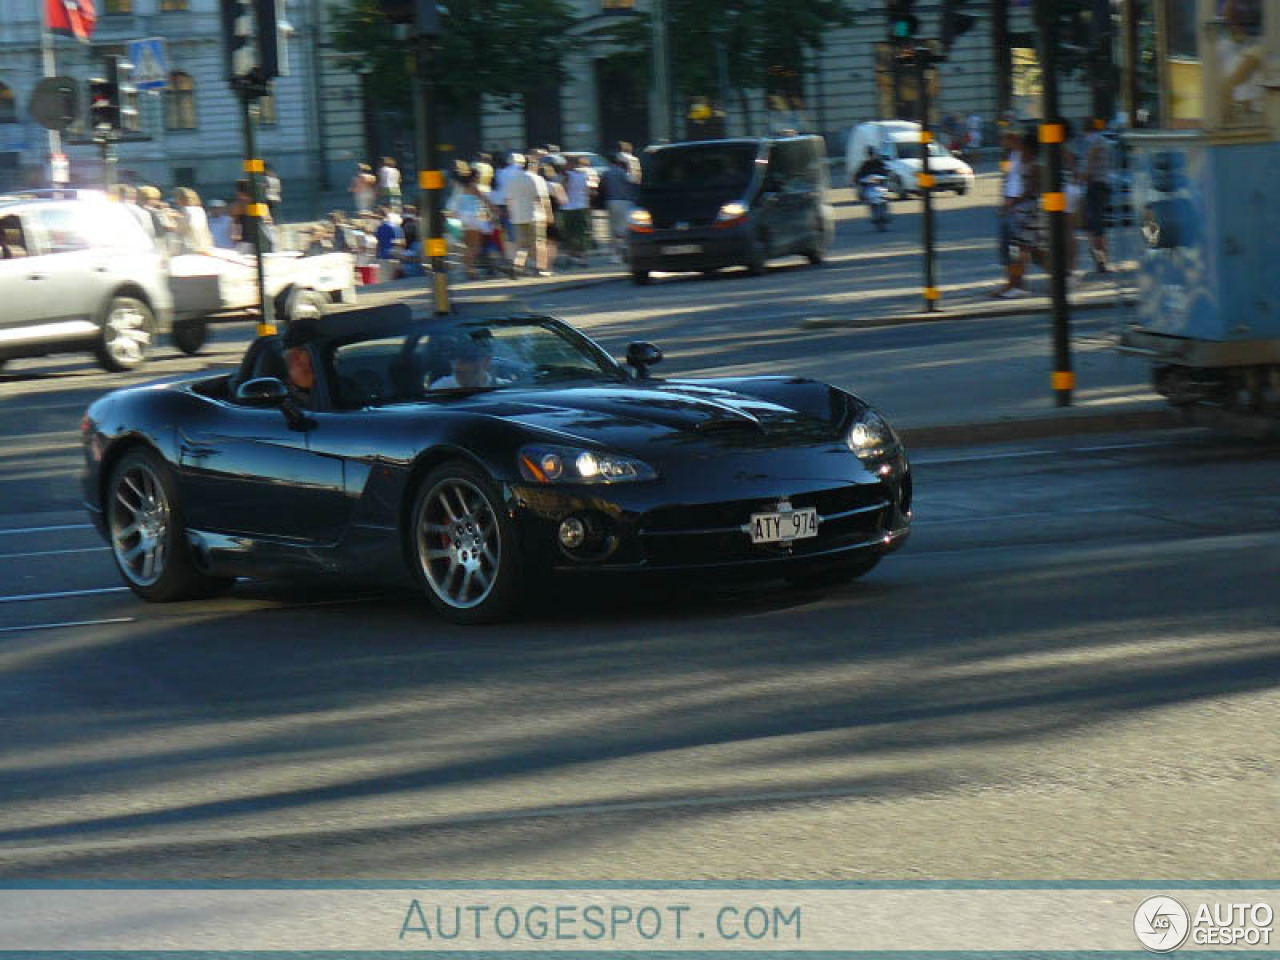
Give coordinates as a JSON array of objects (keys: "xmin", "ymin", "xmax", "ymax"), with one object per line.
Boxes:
[
  {"xmin": 327, "ymin": 317, "xmax": 627, "ymax": 408},
  {"xmin": 894, "ymin": 141, "xmax": 949, "ymax": 161},
  {"xmin": 642, "ymin": 144, "xmax": 759, "ymax": 192}
]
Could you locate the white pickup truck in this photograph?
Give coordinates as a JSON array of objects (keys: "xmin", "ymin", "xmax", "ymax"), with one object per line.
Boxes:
[{"xmin": 168, "ymin": 249, "xmax": 357, "ymax": 354}]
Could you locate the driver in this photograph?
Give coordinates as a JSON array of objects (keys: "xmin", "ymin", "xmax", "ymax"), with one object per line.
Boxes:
[
  {"xmin": 281, "ymin": 320, "xmax": 318, "ymax": 407},
  {"xmin": 430, "ymin": 334, "xmax": 503, "ymax": 390}
]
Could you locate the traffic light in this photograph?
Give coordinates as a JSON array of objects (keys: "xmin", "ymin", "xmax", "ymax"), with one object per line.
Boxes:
[
  {"xmin": 887, "ymin": 0, "xmax": 918, "ymax": 43},
  {"xmin": 87, "ymin": 75, "xmax": 118, "ymax": 134},
  {"xmin": 376, "ymin": 0, "xmax": 439, "ymax": 36},
  {"xmin": 1045, "ymin": 0, "xmax": 1091, "ymax": 74},
  {"xmin": 941, "ymin": 0, "xmax": 976, "ymax": 50},
  {"xmin": 107, "ymin": 56, "xmax": 140, "ymax": 134},
  {"xmin": 220, "ymin": 0, "xmax": 286, "ymax": 81}
]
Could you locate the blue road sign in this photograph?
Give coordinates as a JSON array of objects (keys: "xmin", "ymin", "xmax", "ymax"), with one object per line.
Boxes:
[{"xmin": 128, "ymin": 37, "xmax": 169, "ymax": 90}]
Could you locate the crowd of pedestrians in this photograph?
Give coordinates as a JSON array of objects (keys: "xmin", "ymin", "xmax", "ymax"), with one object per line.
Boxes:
[{"xmin": 108, "ymin": 181, "xmax": 277, "ymax": 255}]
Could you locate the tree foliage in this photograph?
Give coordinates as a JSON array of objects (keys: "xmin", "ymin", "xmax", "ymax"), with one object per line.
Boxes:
[{"xmin": 329, "ymin": 0, "xmax": 581, "ymax": 111}]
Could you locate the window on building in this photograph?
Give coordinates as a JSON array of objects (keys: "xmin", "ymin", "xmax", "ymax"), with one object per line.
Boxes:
[
  {"xmin": 159, "ymin": 0, "xmax": 189, "ymax": 9},
  {"xmin": 102, "ymin": 0, "xmax": 133, "ymax": 14},
  {"xmin": 165, "ymin": 72, "xmax": 197, "ymax": 130},
  {"xmin": 0, "ymin": 84, "xmax": 16, "ymax": 123}
]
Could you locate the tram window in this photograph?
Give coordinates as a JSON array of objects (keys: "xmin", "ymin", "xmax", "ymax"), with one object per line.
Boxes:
[
  {"xmin": 1216, "ymin": 0, "xmax": 1265, "ymax": 123},
  {"xmin": 1163, "ymin": 0, "xmax": 1202, "ymax": 126},
  {"xmin": 1164, "ymin": 0, "xmax": 1198, "ymax": 60}
]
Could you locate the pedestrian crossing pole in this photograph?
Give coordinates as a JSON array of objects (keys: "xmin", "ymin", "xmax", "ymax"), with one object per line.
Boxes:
[
  {"xmin": 238, "ymin": 80, "xmax": 274, "ymax": 337},
  {"xmin": 916, "ymin": 47, "xmax": 939, "ymax": 313},
  {"xmin": 1034, "ymin": 0, "xmax": 1073, "ymax": 406},
  {"xmin": 414, "ymin": 36, "xmax": 449, "ymax": 315}
]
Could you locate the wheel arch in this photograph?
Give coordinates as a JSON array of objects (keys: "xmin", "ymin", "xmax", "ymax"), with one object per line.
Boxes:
[
  {"xmin": 397, "ymin": 445, "xmax": 496, "ymax": 564},
  {"xmin": 101, "ymin": 283, "xmax": 155, "ymax": 321},
  {"xmin": 96, "ymin": 434, "xmax": 165, "ymax": 514}
]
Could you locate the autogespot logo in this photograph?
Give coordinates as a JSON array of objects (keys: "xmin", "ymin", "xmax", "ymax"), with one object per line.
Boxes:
[{"xmin": 1135, "ymin": 896, "xmax": 1191, "ymax": 952}]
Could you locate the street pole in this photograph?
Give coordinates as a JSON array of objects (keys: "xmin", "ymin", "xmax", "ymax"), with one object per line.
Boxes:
[
  {"xmin": 1123, "ymin": 0, "xmax": 1140, "ymax": 126},
  {"xmin": 916, "ymin": 48, "xmax": 938, "ymax": 313},
  {"xmin": 99, "ymin": 137, "xmax": 117, "ymax": 190},
  {"xmin": 651, "ymin": 0, "xmax": 670, "ymax": 141},
  {"xmin": 237, "ymin": 75, "xmax": 274, "ymax": 337},
  {"xmin": 1034, "ymin": 0, "xmax": 1072, "ymax": 407},
  {"xmin": 414, "ymin": 34, "xmax": 449, "ymax": 314}
]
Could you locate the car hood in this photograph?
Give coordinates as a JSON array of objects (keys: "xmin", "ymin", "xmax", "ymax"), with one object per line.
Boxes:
[
  {"xmin": 637, "ymin": 188, "xmax": 749, "ymax": 228},
  {"xmin": 401, "ymin": 380, "xmax": 847, "ymax": 454}
]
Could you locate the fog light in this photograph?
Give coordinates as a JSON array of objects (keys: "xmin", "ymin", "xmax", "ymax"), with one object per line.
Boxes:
[{"xmin": 558, "ymin": 516, "xmax": 587, "ymax": 549}]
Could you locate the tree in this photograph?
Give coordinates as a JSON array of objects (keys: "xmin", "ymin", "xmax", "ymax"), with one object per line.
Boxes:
[{"xmin": 329, "ymin": 0, "xmax": 581, "ymax": 113}]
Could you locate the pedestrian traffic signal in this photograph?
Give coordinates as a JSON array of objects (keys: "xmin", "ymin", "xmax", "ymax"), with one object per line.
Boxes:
[
  {"xmin": 1044, "ymin": 0, "xmax": 1092, "ymax": 74},
  {"xmin": 87, "ymin": 75, "xmax": 118, "ymax": 135},
  {"xmin": 220, "ymin": 0, "xmax": 285, "ymax": 81},
  {"xmin": 887, "ymin": 0, "xmax": 919, "ymax": 43},
  {"xmin": 107, "ymin": 56, "xmax": 141, "ymax": 134},
  {"xmin": 941, "ymin": 0, "xmax": 976, "ymax": 50},
  {"xmin": 376, "ymin": 0, "xmax": 439, "ymax": 36}
]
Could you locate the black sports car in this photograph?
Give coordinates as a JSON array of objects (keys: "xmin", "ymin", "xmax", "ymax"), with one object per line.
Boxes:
[{"xmin": 82, "ymin": 303, "xmax": 911, "ymax": 623}]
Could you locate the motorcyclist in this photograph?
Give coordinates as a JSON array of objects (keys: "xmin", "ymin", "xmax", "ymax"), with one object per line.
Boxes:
[{"xmin": 854, "ymin": 148, "xmax": 890, "ymax": 203}]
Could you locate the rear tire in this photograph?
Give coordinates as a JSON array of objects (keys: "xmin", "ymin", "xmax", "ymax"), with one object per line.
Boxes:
[
  {"xmin": 172, "ymin": 319, "xmax": 209, "ymax": 356},
  {"xmin": 95, "ymin": 296, "xmax": 155, "ymax": 372},
  {"xmin": 785, "ymin": 552, "xmax": 881, "ymax": 589},
  {"xmin": 746, "ymin": 236, "xmax": 766, "ymax": 276},
  {"xmin": 631, "ymin": 269, "xmax": 650, "ymax": 285},
  {"xmin": 106, "ymin": 448, "xmax": 233, "ymax": 601},
  {"xmin": 409, "ymin": 461, "xmax": 523, "ymax": 624}
]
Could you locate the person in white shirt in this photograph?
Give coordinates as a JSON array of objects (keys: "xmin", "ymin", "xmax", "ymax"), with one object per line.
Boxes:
[
  {"xmin": 207, "ymin": 199, "xmax": 235, "ymax": 250},
  {"xmin": 504, "ymin": 155, "xmax": 551, "ymax": 276},
  {"xmin": 377, "ymin": 157, "xmax": 402, "ymax": 210},
  {"xmin": 561, "ymin": 156, "xmax": 593, "ymax": 267},
  {"xmin": 174, "ymin": 187, "xmax": 214, "ymax": 253}
]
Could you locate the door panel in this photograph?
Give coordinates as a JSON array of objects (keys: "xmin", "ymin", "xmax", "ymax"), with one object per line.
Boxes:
[{"xmin": 178, "ymin": 405, "xmax": 347, "ymax": 542}]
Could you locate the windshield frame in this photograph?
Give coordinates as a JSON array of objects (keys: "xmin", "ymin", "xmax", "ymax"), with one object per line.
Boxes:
[{"xmin": 322, "ymin": 314, "xmax": 630, "ymax": 409}]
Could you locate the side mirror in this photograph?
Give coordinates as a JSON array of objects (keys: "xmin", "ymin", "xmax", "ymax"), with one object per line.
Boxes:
[
  {"xmin": 625, "ymin": 341, "xmax": 663, "ymax": 380},
  {"xmin": 235, "ymin": 376, "xmax": 290, "ymax": 406}
]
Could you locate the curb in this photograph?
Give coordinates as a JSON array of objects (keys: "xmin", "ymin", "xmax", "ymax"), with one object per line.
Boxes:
[
  {"xmin": 898, "ymin": 408, "xmax": 1180, "ymax": 449},
  {"xmin": 804, "ymin": 295, "xmax": 1128, "ymax": 330},
  {"xmin": 359, "ymin": 271, "xmax": 624, "ymax": 304}
]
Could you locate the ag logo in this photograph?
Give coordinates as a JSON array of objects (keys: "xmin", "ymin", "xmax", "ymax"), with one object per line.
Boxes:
[{"xmin": 1135, "ymin": 896, "xmax": 1191, "ymax": 952}]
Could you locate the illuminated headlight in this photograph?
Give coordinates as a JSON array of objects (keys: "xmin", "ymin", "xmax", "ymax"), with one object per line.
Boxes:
[
  {"xmin": 627, "ymin": 208, "xmax": 653, "ymax": 231},
  {"xmin": 717, "ymin": 202, "xmax": 747, "ymax": 222},
  {"xmin": 519, "ymin": 445, "xmax": 657, "ymax": 484},
  {"xmin": 847, "ymin": 410, "xmax": 898, "ymax": 461}
]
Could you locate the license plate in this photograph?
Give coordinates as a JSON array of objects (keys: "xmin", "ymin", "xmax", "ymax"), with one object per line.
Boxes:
[
  {"xmin": 660, "ymin": 244, "xmax": 702, "ymax": 255},
  {"xmin": 748, "ymin": 507, "xmax": 819, "ymax": 544}
]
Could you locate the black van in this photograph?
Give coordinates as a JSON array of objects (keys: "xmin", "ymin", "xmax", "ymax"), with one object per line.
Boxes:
[{"xmin": 625, "ymin": 136, "xmax": 833, "ymax": 284}]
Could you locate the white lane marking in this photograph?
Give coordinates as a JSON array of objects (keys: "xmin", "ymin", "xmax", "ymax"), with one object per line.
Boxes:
[
  {"xmin": 1073, "ymin": 439, "xmax": 1179, "ymax": 453},
  {"xmin": 0, "ymin": 586, "xmax": 129, "ymax": 604},
  {"xmin": 0, "ymin": 617, "xmax": 134, "ymax": 635},
  {"xmin": 0, "ymin": 523, "xmax": 94, "ymax": 536},
  {"xmin": 911, "ymin": 449, "xmax": 1055, "ymax": 465},
  {"xmin": 0, "ymin": 547, "xmax": 108, "ymax": 560}
]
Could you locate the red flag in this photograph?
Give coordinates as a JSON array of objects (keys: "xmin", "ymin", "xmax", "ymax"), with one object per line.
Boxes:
[{"xmin": 46, "ymin": 0, "xmax": 97, "ymax": 43}]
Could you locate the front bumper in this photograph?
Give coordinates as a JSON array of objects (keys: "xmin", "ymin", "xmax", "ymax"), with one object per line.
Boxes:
[
  {"xmin": 509, "ymin": 454, "xmax": 912, "ymax": 576},
  {"xmin": 627, "ymin": 221, "xmax": 752, "ymax": 272}
]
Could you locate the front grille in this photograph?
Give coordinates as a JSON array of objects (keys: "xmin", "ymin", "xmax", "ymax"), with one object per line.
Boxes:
[{"xmin": 638, "ymin": 485, "xmax": 890, "ymax": 566}]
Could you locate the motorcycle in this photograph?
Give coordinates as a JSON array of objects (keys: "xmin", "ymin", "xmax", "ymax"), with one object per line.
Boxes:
[{"xmin": 859, "ymin": 175, "xmax": 890, "ymax": 231}]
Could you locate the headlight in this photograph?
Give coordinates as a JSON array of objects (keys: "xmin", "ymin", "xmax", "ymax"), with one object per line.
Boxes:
[
  {"xmin": 519, "ymin": 444, "xmax": 657, "ymax": 484},
  {"xmin": 627, "ymin": 208, "xmax": 653, "ymax": 232},
  {"xmin": 718, "ymin": 202, "xmax": 746, "ymax": 220},
  {"xmin": 847, "ymin": 410, "xmax": 898, "ymax": 461}
]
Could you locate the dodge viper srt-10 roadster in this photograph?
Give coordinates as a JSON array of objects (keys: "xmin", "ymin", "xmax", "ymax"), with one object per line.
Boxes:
[{"xmin": 82, "ymin": 303, "xmax": 911, "ymax": 623}]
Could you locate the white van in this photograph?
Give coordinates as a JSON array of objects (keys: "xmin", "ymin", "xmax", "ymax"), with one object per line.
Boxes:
[{"xmin": 845, "ymin": 120, "xmax": 975, "ymax": 200}]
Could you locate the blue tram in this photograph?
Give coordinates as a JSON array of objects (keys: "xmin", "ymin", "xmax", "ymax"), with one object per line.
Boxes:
[{"xmin": 1117, "ymin": 0, "xmax": 1280, "ymax": 420}]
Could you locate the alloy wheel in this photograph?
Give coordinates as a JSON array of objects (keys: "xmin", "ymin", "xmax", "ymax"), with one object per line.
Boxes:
[
  {"xmin": 103, "ymin": 300, "xmax": 152, "ymax": 369},
  {"xmin": 416, "ymin": 478, "xmax": 501, "ymax": 610},
  {"xmin": 109, "ymin": 460, "xmax": 170, "ymax": 587}
]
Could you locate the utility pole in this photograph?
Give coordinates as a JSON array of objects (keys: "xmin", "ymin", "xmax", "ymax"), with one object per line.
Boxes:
[
  {"xmin": 916, "ymin": 49, "xmax": 938, "ymax": 312},
  {"xmin": 1034, "ymin": 0, "xmax": 1073, "ymax": 407},
  {"xmin": 413, "ymin": 27, "xmax": 449, "ymax": 314},
  {"xmin": 992, "ymin": 0, "xmax": 1012, "ymax": 119}
]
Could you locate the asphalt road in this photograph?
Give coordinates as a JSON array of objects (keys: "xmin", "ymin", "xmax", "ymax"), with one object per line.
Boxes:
[{"xmin": 0, "ymin": 188, "xmax": 1275, "ymax": 881}]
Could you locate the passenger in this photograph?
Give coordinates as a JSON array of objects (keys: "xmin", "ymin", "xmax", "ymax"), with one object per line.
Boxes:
[
  {"xmin": 430, "ymin": 336, "xmax": 499, "ymax": 390},
  {"xmin": 1, "ymin": 226, "xmax": 26, "ymax": 259}
]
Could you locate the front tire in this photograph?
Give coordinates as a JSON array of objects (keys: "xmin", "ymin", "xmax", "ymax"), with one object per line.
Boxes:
[
  {"xmin": 785, "ymin": 552, "xmax": 881, "ymax": 589},
  {"xmin": 410, "ymin": 462, "xmax": 523, "ymax": 624},
  {"xmin": 746, "ymin": 236, "xmax": 766, "ymax": 276},
  {"xmin": 106, "ymin": 448, "xmax": 233, "ymax": 601},
  {"xmin": 95, "ymin": 296, "xmax": 155, "ymax": 372}
]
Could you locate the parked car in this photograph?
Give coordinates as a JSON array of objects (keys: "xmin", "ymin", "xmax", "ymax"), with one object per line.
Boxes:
[
  {"xmin": 845, "ymin": 121, "xmax": 975, "ymax": 200},
  {"xmin": 625, "ymin": 136, "xmax": 834, "ymax": 283},
  {"xmin": 0, "ymin": 190, "xmax": 174, "ymax": 372},
  {"xmin": 82, "ymin": 303, "xmax": 912, "ymax": 624}
]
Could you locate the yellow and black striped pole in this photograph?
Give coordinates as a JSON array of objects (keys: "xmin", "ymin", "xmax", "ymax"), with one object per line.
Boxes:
[
  {"xmin": 1034, "ymin": 0, "xmax": 1073, "ymax": 406},
  {"xmin": 242, "ymin": 152, "xmax": 274, "ymax": 336},
  {"xmin": 916, "ymin": 48, "xmax": 939, "ymax": 313},
  {"xmin": 413, "ymin": 35, "xmax": 450, "ymax": 315}
]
